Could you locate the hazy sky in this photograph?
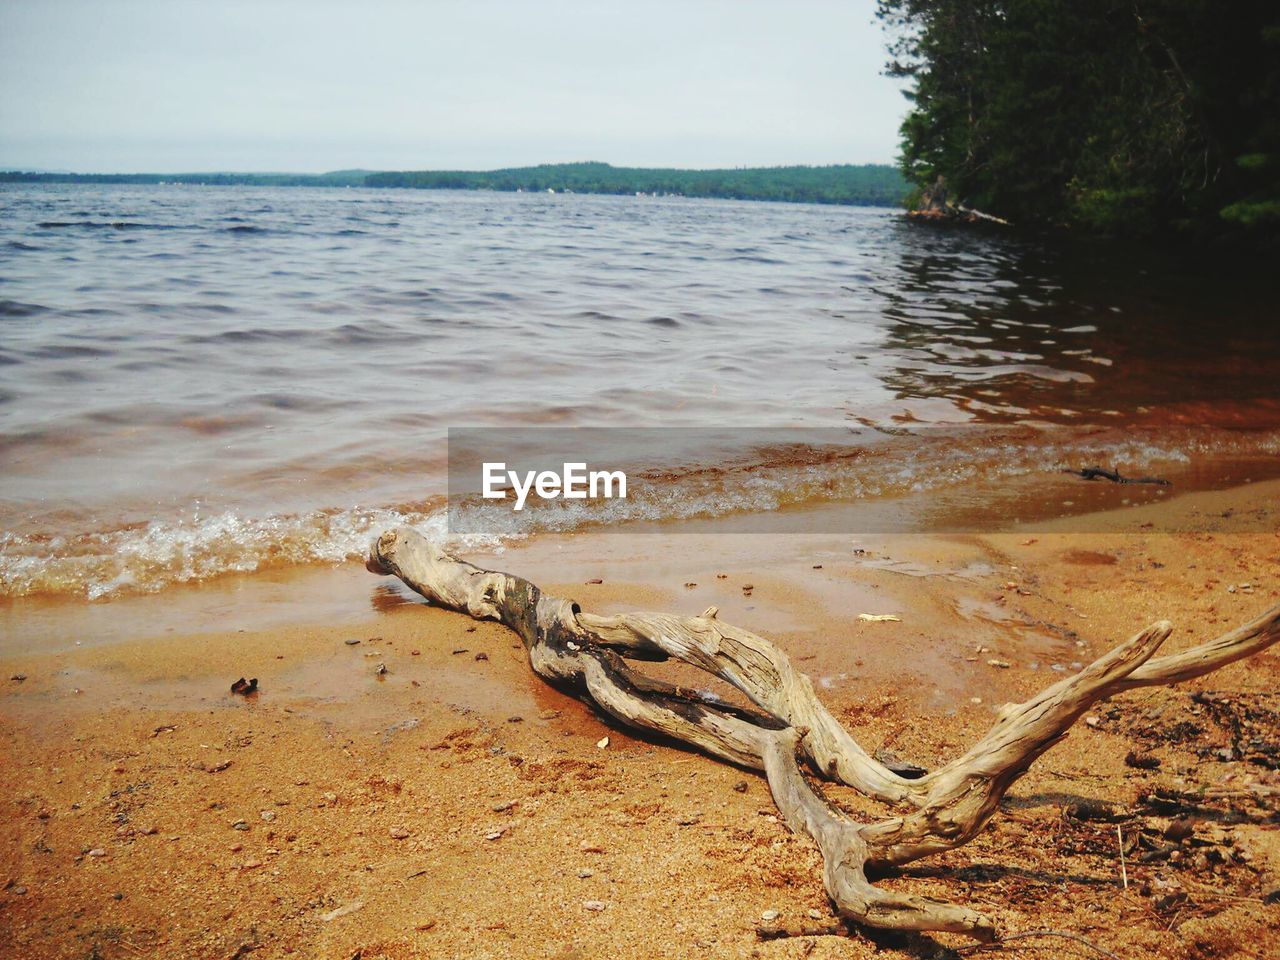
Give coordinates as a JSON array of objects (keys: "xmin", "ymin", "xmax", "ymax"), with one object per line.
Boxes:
[{"xmin": 0, "ymin": 0, "xmax": 907, "ymax": 173}]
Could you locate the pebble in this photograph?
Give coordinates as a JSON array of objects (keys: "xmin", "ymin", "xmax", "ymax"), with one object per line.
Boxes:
[
  {"xmin": 389, "ymin": 827, "xmax": 410, "ymax": 839},
  {"xmin": 583, "ymin": 900, "xmax": 606, "ymax": 912},
  {"xmin": 12, "ymin": 886, "xmax": 27, "ymax": 895},
  {"xmin": 596, "ymin": 736, "xmax": 610, "ymax": 749},
  {"xmin": 733, "ymin": 781, "xmax": 748, "ymax": 793},
  {"xmin": 344, "ymin": 638, "xmax": 361, "ymax": 646},
  {"xmin": 492, "ymin": 801, "xmax": 514, "ymax": 812},
  {"xmin": 260, "ymin": 810, "xmax": 276, "ymax": 822},
  {"xmin": 808, "ymin": 909, "xmax": 822, "ymax": 920},
  {"xmin": 474, "ymin": 652, "xmax": 489, "ymax": 662},
  {"xmin": 1085, "ymin": 715, "xmax": 1100, "ymax": 728},
  {"xmin": 323, "ymin": 792, "xmax": 337, "ymax": 803},
  {"xmin": 761, "ymin": 909, "xmax": 780, "ymax": 922},
  {"xmin": 484, "ymin": 828, "xmax": 507, "ymax": 841},
  {"xmin": 576, "ymin": 869, "xmax": 593, "ymax": 878},
  {"xmin": 987, "ymin": 659, "xmax": 1010, "ymax": 669},
  {"xmin": 232, "ymin": 820, "xmax": 250, "ymax": 831},
  {"xmin": 376, "ymin": 663, "xmax": 388, "ymax": 675},
  {"xmin": 87, "ymin": 848, "xmax": 106, "ymax": 857}
]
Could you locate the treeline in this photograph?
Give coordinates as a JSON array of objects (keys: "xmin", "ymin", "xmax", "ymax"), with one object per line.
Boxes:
[
  {"xmin": 364, "ymin": 162, "xmax": 908, "ymax": 206},
  {"xmin": 0, "ymin": 163, "xmax": 908, "ymax": 207},
  {"xmin": 878, "ymin": 0, "xmax": 1280, "ymax": 237},
  {"xmin": 0, "ymin": 170, "xmax": 369, "ymax": 187}
]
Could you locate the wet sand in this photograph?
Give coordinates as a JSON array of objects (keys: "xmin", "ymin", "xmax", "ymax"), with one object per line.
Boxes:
[{"xmin": 2, "ymin": 482, "xmax": 1278, "ymax": 959}]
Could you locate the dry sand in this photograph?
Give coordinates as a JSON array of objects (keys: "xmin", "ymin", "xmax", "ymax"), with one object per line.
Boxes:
[{"xmin": 2, "ymin": 481, "xmax": 1278, "ymax": 959}]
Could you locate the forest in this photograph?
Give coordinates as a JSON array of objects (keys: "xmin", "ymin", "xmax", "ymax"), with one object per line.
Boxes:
[
  {"xmin": 0, "ymin": 163, "xmax": 908, "ymax": 207},
  {"xmin": 878, "ymin": 0, "xmax": 1280, "ymax": 237}
]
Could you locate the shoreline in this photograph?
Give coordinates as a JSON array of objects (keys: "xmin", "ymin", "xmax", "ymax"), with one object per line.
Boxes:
[{"xmin": 2, "ymin": 480, "xmax": 1277, "ymax": 958}]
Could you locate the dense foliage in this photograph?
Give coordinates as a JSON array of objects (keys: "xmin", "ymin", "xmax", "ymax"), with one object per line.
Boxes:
[
  {"xmin": 2, "ymin": 163, "xmax": 908, "ymax": 207},
  {"xmin": 878, "ymin": 0, "xmax": 1280, "ymax": 236}
]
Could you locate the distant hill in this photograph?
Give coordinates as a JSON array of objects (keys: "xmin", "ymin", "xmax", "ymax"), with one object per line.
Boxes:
[{"xmin": 0, "ymin": 162, "xmax": 907, "ymax": 207}]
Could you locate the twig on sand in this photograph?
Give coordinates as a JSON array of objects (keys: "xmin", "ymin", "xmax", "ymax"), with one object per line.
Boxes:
[
  {"xmin": 1117, "ymin": 825, "xmax": 1128, "ymax": 891},
  {"xmin": 1063, "ymin": 465, "xmax": 1171, "ymax": 486},
  {"xmin": 755, "ymin": 922, "xmax": 847, "ymax": 940},
  {"xmin": 956, "ymin": 929, "xmax": 1121, "ymax": 959}
]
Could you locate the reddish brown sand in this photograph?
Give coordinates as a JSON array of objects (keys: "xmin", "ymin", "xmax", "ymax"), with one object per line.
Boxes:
[{"xmin": 2, "ymin": 483, "xmax": 1278, "ymax": 959}]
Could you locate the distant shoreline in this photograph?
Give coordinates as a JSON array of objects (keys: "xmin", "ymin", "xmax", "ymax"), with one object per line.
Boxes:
[{"xmin": 0, "ymin": 161, "xmax": 907, "ymax": 207}]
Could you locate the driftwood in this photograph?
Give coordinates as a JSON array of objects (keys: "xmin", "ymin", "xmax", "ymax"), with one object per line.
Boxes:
[
  {"xmin": 906, "ymin": 175, "xmax": 1012, "ymax": 227},
  {"xmin": 368, "ymin": 526, "xmax": 1280, "ymax": 941}
]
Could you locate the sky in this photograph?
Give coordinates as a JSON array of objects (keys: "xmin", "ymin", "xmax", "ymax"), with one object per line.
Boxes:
[{"xmin": 0, "ymin": 0, "xmax": 908, "ymax": 173}]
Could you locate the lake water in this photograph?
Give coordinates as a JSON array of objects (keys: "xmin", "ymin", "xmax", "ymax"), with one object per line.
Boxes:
[{"xmin": 2, "ymin": 184, "xmax": 1278, "ymax": 599}]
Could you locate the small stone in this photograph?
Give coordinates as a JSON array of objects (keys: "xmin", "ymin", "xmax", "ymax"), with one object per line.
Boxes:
[
  {"xmin": 586, "ymin": 578, "xmax": 603, "ymax": 585},
  {"xmin": 12, "ymin": 886, "xmax": 27, "ymax": 895},
  {"xmin": 87, "ymin": 848, "xmax": 106, "ymax": 857},
  {"xmin": 761, "ymin": 909, "xmax": 780, "ymax": 922},
  {"xmin": 345, "ymin": 638, "xmax": 361, "ymax": 646},
  {"xmin": 583, "ymin": 900, "xmax": 606, "ymax": 912},
  {"xmin": 484, "ymin": 828, "xmax": 507, "ymax": 841},
  {"xmin": 322, "ymin": 791, "xmax": 337, "ymax": 803},
  {"xmin": 474, "ymin": 652, "xmax": 488, "ymax": 662},
  {"xmin": 376, "ymin": 663, "xmax": 388, "ymax": 675},
  {"xmin": 10, "ymin": 674, "xmax": 26, "ymax": 682},
  {"xmin": 411, "ymin": 650, "xmax": 421, "ymax": 656},
  {"xmin": 596, "ymin": 736, "xmax": 610, "ymax": 749},
  {"xmin": 492, "ymin": 801, "xmax": 514, "ymax": 813},
  {"xmin": 733, "ymin": 781, "xmax": 748, "ymax": 793},
  {"xmin": 987, "ymin": 659, "xmax": 1010, "ymax": 669},
  {"xmin": 1085, "ymin": 715, "xmax": 1100, "ymax": 727},
  {"xmin": 576, "ymin": 869, "xmax": 593, "ymax": 878},
  {"xmin": 579, "ymin": 840, "xmax": 605, "ymax": 853},
  {"xmin": 970, "ymin": 697, "xmax": 983, "ymax": 704},
  {"xmin": 260, "ymin": 810, "xmax": 276, "ymax": 822},
  {"xmin": 111, "ymin": 891, "xmax": 124, "ymax": 900},
  {"xmin": 389, "ymin": 826, "xmax": 410, "ymax": 839},
  {"xmin": 232, "ymin": 820, "xmax": 250, "ymax": 831},
  {"xmin": 507, "ymin": 715, "xmax": 523, "ymax": 723},
  {"xmin": 241, "ymin": 859, "xmax": 263, "ymax": 870}
]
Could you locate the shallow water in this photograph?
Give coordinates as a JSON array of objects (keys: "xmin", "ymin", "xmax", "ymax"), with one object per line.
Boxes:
[{"xmin": 2, "ymin": 184, "xmax": 1278, "ymax": 598}]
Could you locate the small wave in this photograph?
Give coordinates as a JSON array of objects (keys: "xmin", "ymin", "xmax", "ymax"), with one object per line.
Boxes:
[
  {"xmin": 0, "ymin": 299, "xmax": 49, "ymax": 318},
  {"xmin": 0, "ymin": 502, "xmax": 478, "ymax": 601},
  {"xmin": 5, "ymin": 241, "xmax": 43, "ymax": 252},
  {"xmin": 36, "ymin": 220, "xmax": 182, "ymax": 231},
  {"xmin": 7, "ymin": 424, "xmax": 1277, "ymax": 601}
]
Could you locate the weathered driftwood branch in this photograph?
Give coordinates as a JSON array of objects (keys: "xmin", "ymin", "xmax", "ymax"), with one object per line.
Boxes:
[{"xmin": 368, "ymin": 526, "xmax": 1280, "ymax": 941}]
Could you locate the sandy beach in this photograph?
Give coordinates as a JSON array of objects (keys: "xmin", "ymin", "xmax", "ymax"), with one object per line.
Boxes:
[{"xmin": 2, "ymin": 480, "xmax": 1277, "ymax": 960}]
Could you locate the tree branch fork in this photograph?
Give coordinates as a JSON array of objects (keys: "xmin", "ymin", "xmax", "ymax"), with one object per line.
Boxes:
[{"xmin": 369, "ymin": 526, "xmax": 1280, "ymax": 941}]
